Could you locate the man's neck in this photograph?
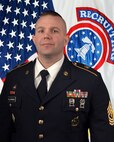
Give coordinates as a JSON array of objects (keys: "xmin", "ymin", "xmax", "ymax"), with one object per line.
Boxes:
[{"xmin": 38, "ymin": 54, "xmax": 64, "ymax": 69}]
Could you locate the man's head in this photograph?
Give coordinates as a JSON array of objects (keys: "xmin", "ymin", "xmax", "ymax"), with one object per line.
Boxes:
[
  {"xmin": 32, "ymin": 11, "xmax": 69, "ymax": 60},
  {"xmin": 37, "ymin": 11, "xmax": 67, "ymax": 33}
]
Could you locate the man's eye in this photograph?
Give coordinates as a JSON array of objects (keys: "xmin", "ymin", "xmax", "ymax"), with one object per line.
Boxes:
[
  {"xmin": 53, "ymin": 30, "xmax": 58, "ymax": 33},
  {"xmin": 37, "ymin": 30, "xmax": 44, "ymax": 33}
]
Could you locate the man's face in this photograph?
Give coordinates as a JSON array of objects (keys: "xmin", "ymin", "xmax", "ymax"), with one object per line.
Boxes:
[{"xmin": 32, "ymin": 15, "xmax": 69, "ymax": 58}]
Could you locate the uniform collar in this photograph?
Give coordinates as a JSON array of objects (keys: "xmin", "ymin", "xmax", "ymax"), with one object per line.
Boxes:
[{"xmin": 35, "ymin": 56, "xmax": 64, "ymax": 79}]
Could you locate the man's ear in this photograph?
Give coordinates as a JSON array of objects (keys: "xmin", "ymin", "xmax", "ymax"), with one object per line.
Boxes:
[
  {"xmin": 64, "ymin": 35, "xmax": 70, "ymax": 45},
  {"xmin": 32, "ymin": 35, "xmax": 35, "ymax": 43}
]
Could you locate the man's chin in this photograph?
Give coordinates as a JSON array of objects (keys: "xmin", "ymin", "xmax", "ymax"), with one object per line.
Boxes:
[{"xmin": 43, "ymin": 53, "xmax": 53, "ymax": 58}]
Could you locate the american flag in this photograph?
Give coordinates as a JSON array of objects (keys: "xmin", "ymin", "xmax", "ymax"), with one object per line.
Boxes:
[{"xmin": 0, "ymin": 0, "xmax": 54, "ymax": 93}]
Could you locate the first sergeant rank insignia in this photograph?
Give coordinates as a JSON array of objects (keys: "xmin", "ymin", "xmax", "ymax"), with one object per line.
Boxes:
[{"xmin": 107, "ymin": 101, "xmax": 114, "ymax": 126}]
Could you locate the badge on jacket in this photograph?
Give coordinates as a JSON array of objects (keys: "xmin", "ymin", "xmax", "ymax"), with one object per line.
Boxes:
[
  {"xmin": 66, "ymin": 89, "xmax": 88, "ymax": 109},
  {"xmin": 8, "ymin": 84, "xmax": 17, "ymax": 107}
]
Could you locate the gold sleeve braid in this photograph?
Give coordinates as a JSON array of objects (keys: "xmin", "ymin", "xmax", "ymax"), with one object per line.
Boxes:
[{"xmin": 107, "ymin": 101, "xmax": 114, "ymax": 126}]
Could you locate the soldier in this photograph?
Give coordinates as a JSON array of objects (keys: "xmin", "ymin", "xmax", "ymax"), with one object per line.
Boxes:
[{"xmin": 0, "ymin": 11, "xmax": 114, "ymax": 142}]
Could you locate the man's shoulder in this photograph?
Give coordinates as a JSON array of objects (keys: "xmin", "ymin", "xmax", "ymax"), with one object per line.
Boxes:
[
  {"xmin": 8, "ymin": 60, "xmax": 35, "ymax": 74},
  {"xmin": 11, "ymin": 62, "xmax": 30, "ymax": 71},
  {"xmin": 72, "ymin": 62, "xmax": 100, "ymax": 77}
]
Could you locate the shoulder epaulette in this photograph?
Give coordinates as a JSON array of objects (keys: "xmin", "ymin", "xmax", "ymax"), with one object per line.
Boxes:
[
  {"xmin": 9, "ymin": 62, "xmax": 30, "ymax": 73},
  {"xmin": 72, "ymin": 62, "xmax": 98, "ymax": 77}
]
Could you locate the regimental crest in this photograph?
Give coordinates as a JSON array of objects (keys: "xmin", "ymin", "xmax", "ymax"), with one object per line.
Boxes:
[{"xmin": 65, "ymin": 7, "xmax": 114, "ymax": 70}]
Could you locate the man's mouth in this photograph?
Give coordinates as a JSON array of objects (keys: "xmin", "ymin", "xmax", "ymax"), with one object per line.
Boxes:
[{"xmin": 41, "ymin": 43, "xmax": 54, "ymax": 46}]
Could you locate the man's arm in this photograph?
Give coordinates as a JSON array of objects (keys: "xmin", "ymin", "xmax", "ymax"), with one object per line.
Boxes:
[
  {"xmin": 89, "ymin": 73, "xmax": 114, "ymax": 142},
  {"xmin": 0, "ymin": 76, "xmax": 14, "ymax": 142}
]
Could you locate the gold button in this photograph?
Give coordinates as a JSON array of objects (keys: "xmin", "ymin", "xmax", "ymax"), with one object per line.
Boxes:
[
  {"xmin": 38, "ymin": 120, "xmax": 44, "ymax": 125},
  {"xmin": 64, "ymin": 71, "xmax": 69, "ymax": 76},
  {"xmin": 9, "ymin": 103, "xmax": 12, "ymax": 107},
  {"xmin": 39, "ymin": 106, "xmax": 44, "ymax": 111},
  {"xmin": 38, "ymin": 134, "xmax": 44, "ymax": 139},
  {"xmin": 75, "ymin": 107, "xmax": 79, "ymax": 112}
]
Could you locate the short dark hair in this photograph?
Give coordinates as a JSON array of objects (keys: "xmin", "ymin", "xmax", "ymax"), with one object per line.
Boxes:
[
  {"xmin": 40, "ymin": 11, "xmax": 63, "ymax": 19},
  {"xmin": 39, "ymin": 11, "xmax": 67, "ymax": 32}
]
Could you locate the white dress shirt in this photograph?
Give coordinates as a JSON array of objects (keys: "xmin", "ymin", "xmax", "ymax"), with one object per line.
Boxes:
[{"xmin": 34, "ymin": 56, "xmax": 64, "ymax": 91}]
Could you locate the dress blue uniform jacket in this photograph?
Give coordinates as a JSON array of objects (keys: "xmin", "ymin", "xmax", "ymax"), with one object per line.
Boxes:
[{"xmin": 0, "ymin": 57, "xmax": 114, "ymax": 142}]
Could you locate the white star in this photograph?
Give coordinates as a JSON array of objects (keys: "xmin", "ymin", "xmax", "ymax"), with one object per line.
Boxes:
[
  {"xmin": 14, "ymin": 7, "xmax": 20, "ymax": 15},
  {"xmin": 0, "ymin": 52, "xmax": 1, "ymax": 58},
  {"xmin": 3, "ymin": 17, "xmax": 9, "ymax": 25},
  {"xmin": 9, "ymin": 30, "xmax": 16, "ymax": 38},
  {"xmin": 6, "ymin": 6, "xmax": 12, "ymax": 13},
  {"xmin": 33, "ymin": 0, "xmax": 39, "ymax": 7},
  {"xmin": 17, "ymin": 43, "xmax": 23, "ymax": 50},
  {"xmin": 26, "ymin": 44, "xmax": 32, "ymax": 52},
  {"xmin": 5, "ymin": 52, "xmax": 12, "ymax": 60},
  {"xmin": 71, "ymin": 55, "xmax": 74, "ymax": 59},
  {"xmin": 30, "ymin": 22, "xmax": 35, "ymax": 30},
  {"xmin": 24, "ymin": 0, "xmax": 30, "ymax": 5},
  {"xmin": 12, "ymin": 18, "xmax": 18, "ymax": 26},
  {"xmin": 31, "ymin": 11, "xmax": 37, "ymax": 19},
  {"xmin": 2, "ymin": 63, "xmax": 10, "ymax": 71},
  {"xmin": 19, "ymin": 31, "xmax": 24, "ymax": 39},
  {"xmin": 0, "ymin": 4, "xmax": 4, "ymax": 11},
  {"xmin": 22, "ymin": 9, "xmax": 28, "ymax": 17},
  {"xmin": 97, "ymin": 50, "xmax": 100, "ymax": 54},
  {"xmin": 0, "ymin": 28, "xmax": 6, "ymax": 36},
  {"xmin": 68, "ymin": 48, "xmax": 72, "ymax": 51},
  {"xmin": 96, "ymin": 43, "xmax": 100, "ymax": 46},
  {"xmin": 14, "ymin": 54, "xmax": 21, "ymax": 62},
  {"xmin": 94, "ymin": 36, "xmax": 97, "ymax": 39},
  {"xmin": 75, "ymin": 34, "xmax": 78, "ymax": 38},
  {"xmin": 21, "ymin": 20, "xmax": 27, "ymax": 28},
  {"xmin": 0, "ymin": 40, "xmax": 4, "ymax": 47},
  {"xmin": 42, "ymin": 1, "xmax": 48, "ymax": 9},
  {"xmin": 17, "ymin": 0, "xmax": 22, "ymax": 3},
  {"xmin": 7, "ymin": 41, "xmax": 14, "ymax": 49},
  {"xmin": 28, "ymin": 33, "xmax": 33, "ymax": 41},
  {"xmin": 94, "ymin": 58, "xmax": 97, "ymax": 61},
  {"xmin": 70, "ymin": 40, "xmax": 73, "ymax": 43},
  {"xmin": 89, "ymin": 32, "xmax": 92, "ymax": 35},
  {"xmin": 82, "ymin": 31, "xmax": 85, "ymax": 35}
]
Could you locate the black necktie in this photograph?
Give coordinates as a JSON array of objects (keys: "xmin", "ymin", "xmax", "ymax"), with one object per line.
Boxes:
[{"xmin": 37, "ymin": 70, "xmax": 49, "ymax": 100}]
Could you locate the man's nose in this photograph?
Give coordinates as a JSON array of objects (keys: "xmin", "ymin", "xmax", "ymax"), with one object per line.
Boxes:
[{"xmin": 44, "ymin": 31, "xmax": 51, "ymax": 39}]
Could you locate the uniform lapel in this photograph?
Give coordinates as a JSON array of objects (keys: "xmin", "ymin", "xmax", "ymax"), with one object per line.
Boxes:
[
  {"xmin": 17, "ymin": 60, "xmax": 40, "ymax": 103},
  {"xmin": 41, "ymin": 57, "xmax": 77, "ymax": 105}
]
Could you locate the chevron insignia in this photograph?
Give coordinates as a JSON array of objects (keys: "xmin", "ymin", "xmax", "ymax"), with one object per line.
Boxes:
[{"xmin": 107, "ymin": 101, "xmax": 114, "ymax": 126}]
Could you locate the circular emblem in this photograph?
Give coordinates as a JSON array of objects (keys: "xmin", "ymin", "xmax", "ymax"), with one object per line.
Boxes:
[{"xmin": 65, "ymin": 22, "xmax": 109, "ymax": 70}]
